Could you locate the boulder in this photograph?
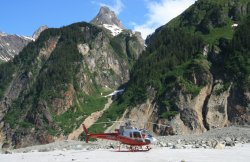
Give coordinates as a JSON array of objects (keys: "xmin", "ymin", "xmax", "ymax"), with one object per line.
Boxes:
[
  {"xmin": 206, "ymin": 141, "xmax": 212, "ymax": 148},
  {"xmin": 172, "ymin": 144, "xmax": 183, "ymax": 149},
  {"xmin": 225, "ymin": 137, "xmax": 232, "ymax": 143},
  {"xmin": 225, "ymin": 141, "xmax": 235, "ymax": 147},
  {"xmin": 167, "ymin": 142, "xmax": 174, "ymax": 147},
  {"xmin": 211, "ymin": 140, "xmax": 218, "ymax": 148},
  {"xmin": 177, "ymin": 139, "xmax": 182, "ymax": 144},
  {"xmin": 214, "ymin": 142, "xmax": 225, "ymax": 149},
  {"xmin": 159, "ymin": 142, "xmax": 167, "ymax": 147},
  {"xmin": 2, "ymin": 142, "xmax": 10, "ymax": 149}
]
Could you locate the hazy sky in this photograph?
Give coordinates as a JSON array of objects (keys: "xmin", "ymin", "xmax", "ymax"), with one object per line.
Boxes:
[{"xmin": 0, "ymin": 0, "xmax": 196, "ymax": 39}]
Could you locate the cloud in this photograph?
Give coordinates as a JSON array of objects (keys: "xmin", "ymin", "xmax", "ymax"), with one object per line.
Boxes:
[
  {"xmin": 134, "ymin": 0, "xmax": 196, "ymax": 39},
  {"xmin": 94, "ymin": 0, "xmax": 124, "ymax": 15}
]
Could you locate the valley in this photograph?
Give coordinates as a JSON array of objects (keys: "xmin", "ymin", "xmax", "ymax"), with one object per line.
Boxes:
[{"xmin": 0, "ymin": 0, "xmax": 249, "ymax": 154}]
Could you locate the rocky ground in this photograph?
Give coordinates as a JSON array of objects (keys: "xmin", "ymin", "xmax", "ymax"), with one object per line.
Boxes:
[
  {"xmin": 156, "ymin": 126, "xmax": 250, "ymax": 149},
  {"xmin": 1, "ymin": 125, "xmax": 249, "ymax": 154},
  {"xmin": 0, "ymin": 126, "xmax": 250, "ymax": 162},
  {"xmin": 95, "ymin": 126, "xmax": 250, "ymax": 150}
]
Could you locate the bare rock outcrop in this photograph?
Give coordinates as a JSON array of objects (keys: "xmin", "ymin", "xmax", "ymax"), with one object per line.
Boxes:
[
  {"xmin": 77, "ymin": 44, "xmax": 90, "ymax": 56},
  {"xmin": 52, "ymin": 84, "xmax": 75, "ymax": 115},
  {"xmin": 32, "ymin": 26, "xmax": 48, "ymax": 40},
  {"xmin": 80, "ymin": 30, "xmax": 141, "ymax": 89},
  {"xmin": 228, "ymin": 88, "xmax": 250, "ymax": 125},
  {"xmin": 169, "ymin": 84, "xmax": 212, "ymax": 135},
  {"xmin": 38, "ymin": 36, "xmax": 60, "ymax": 60},
  {"xmin": 91, "ymin": 6, "xmax": 125, "ymax": 29},
  {"xmin": 205, "ymin": 81, "xmax": 232, "ymax": 129}
]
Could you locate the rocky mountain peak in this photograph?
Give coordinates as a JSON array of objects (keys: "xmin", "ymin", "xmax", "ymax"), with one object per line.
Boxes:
[
  {"xmin": 90, "ymin": 6, "xmax": 125, "ymax": 29},
  {"xmin": 0, "ymin": 32, "xmax": 32, "ymax": 62},
  {"xmin": 0, "ymin": 31, "xmax": 7, "ymax": 37},
  {"xmin": 32, "ymin": 25, "xmax": 48, "ymax": 40}
]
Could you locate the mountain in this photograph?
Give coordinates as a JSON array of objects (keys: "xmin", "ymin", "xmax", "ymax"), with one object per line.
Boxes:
[
  {"xmin": 1, "ymin": 0, "xmax": 249, "ymax": 149},
  {"xmin": 91, "ymin": 0, "xmax": 250, "ymax": 135},
  {"xmin": 32, "ymin": 26, "xmax": 48, "ymax": 40},
  {"xmin": 0, "ymin": 26, "xmax": 48, "ymax": 63},
  {"xmin": 0, "ymin": 32, "xmax": 33, "ymax": 63},
  {"xmin": 90, "ymin": 6, "xmax": 126, "ymax": 36},
  {"xmin": 91, "ymin": 6, "xmax": 125, "ymax": 29},
  {"xmin": 0, "ymin": 8, "xmax": 144, "ymax": 148}
]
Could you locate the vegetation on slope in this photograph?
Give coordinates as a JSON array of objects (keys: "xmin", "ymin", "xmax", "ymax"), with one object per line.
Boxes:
[
  {"xmin": 3, "ymin": 23, "xmax": 105, "ymax": 135},
  {"xmin": 169, "ymin": 0, "xmax": 250, "ymax": 43},
  {"xmin": 89, "ymin": 0, "xmax": 250, "ymax": 132},
  {"xmin": 224, "ymin": 15, "xmax": 250, "ymax": 89},
  {"xmin": 1, "ymin": 20, "xmax": 143, "ymax": 141}
]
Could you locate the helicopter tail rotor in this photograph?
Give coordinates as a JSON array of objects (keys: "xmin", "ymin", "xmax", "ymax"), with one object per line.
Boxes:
[{"xmin": 82, "ymin": 124, "xmax": 89, "ymax": 143}]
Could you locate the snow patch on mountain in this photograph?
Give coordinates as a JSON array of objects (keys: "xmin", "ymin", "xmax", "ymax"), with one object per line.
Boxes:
[
  {"xmin": 103, "ymin": 24, "xmax": 123, "ymax": 36},
  {"xmin": 0, "ymin": 33, "xmax": 32, "ymax": 62},
  {"xmin": 0, "ymin": 55, "xmax": 10, "ymax": 61},
  {"xmin": 20, "ymin": 35, "xmax": 35, "ymax": 41},
  {"xmin": 0, "ymin": 32, "xmax": 7, "ymax": 37}
]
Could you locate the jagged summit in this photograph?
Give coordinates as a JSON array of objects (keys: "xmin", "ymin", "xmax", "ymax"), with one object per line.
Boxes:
[
  {"xmin": 32, "ymin": 25, "xmax": 48, "ymax": 40},
  {"xmin": 0, "ymin": 31, "xmax": 7, "ymax": 37},
  {"xmin": 90, "ymin": 6, "xmax": 125, "ymax": 29}
]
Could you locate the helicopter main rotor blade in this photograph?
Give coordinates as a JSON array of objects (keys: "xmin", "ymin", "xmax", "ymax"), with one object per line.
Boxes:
[
  {"xmin": 92, "ymin": 121, "xmax": 125, "ymax": 125},
  {"xmin": 146, "ymin": 122, "xmax": 171, "ymax": 127},
  {"xmin": 92, "ymin": 120, "xmax": 171, "ymax": 128}
]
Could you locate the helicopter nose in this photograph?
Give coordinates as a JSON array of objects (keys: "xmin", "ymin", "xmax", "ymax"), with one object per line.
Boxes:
[{"xmin": 152, "ymin": 137, "xmax": 157, "ymax": 142}]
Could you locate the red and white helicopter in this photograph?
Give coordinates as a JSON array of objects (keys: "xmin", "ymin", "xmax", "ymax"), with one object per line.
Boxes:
[{"xmin": 82, "ymin": 121, "xmax": 157, "ymax": 152}]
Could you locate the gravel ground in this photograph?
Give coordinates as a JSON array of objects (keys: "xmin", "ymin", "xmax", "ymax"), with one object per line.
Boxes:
[
  {"xmin": 95, "ymin": 126, "xmax": 250, "ymax": 150},
  {"xmin": 156, "ymin": 126, "xmax": 250, "ymax": 148},
  {"xmin": 1, "ymin": 126, "xmax": 250, "ymax": 154},
  {"xmin": 1, "ymin": 141, "xmax": 96, "ymax": 154}
]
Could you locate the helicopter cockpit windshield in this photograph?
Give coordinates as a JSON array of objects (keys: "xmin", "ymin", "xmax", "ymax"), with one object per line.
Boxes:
[{"xmin": 130, "ymin": 131, "xmax": 143, "ymax": 141}]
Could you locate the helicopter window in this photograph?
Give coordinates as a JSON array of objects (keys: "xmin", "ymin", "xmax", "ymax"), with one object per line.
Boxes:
[
  {"xmin": 130, "ymin": 132, "xmax": 133, "ymax": 138},
  {"xmin": 133, "ymin": 132, "xmax": 141, "ymax": 138}
]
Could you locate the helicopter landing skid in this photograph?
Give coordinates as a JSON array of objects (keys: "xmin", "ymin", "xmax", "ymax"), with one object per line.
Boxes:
[{"xmin": 115, "ymin": 145, "xmax": 151, "ymax": 152}]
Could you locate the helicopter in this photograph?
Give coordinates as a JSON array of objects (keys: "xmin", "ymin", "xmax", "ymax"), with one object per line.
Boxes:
[{"xmin": 82, "ymin": 121, "xmax": 158, "ymax": 152}]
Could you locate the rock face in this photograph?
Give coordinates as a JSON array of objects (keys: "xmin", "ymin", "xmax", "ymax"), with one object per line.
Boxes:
[
  {"xmin": 91, "ymin": 6, "xmax": 124, "ymax": 29},
  {"xmin": 205, "ymin": 81, "xmax": 231, "ymax": 129},
  {"xmin": 228, "ymin": 88, "xmax": 250, "ymax": 125},
  {"xmin": 32, "ymin": 26, "xmax": 48, "ymax": 40},
  {"xmin": 0, "ymin": 32, "xmax": 32, "ymax": 62}
]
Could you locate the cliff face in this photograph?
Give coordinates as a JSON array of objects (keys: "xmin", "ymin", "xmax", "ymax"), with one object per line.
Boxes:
[{"xmin": 0, "ymin": 20, "xmax": 144, "ymax": 148}]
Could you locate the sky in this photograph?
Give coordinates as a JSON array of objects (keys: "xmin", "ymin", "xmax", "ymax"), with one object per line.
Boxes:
[{"xmin": 0, "ymin": 0, "xmax": 196, "ymax": 39}]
